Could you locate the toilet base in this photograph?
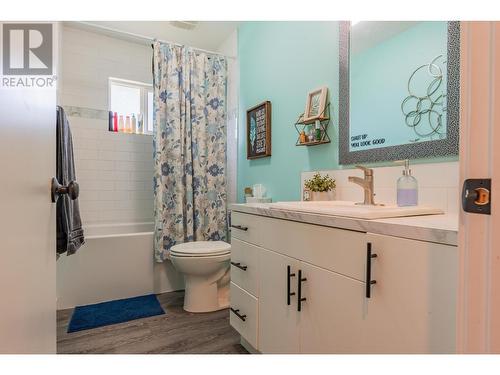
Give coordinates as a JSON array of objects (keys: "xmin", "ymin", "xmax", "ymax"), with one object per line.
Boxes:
[{"xmin": 183, "ymin": 275, "xmax": 229, "ymax": 313}]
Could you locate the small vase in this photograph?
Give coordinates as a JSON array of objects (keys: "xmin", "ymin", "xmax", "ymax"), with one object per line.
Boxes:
[{"xmin": 310, "ymin": 190, "xmax": 335, "ymax": 201}]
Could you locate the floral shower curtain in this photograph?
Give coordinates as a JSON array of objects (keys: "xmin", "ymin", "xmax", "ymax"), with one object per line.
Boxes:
[{"xmin": 152, "ymin": 41, "xmax": 228, "ymax": 262}]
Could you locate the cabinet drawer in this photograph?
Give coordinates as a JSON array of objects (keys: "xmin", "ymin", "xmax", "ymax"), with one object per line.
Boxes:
[
  {"xmin": 231, "ymin": 211, "xmax": 367, "ymax": 281},
  {"xmin": 230, "ymin": 282, "xmax": 258, "ymax": 350},
  {"xmin": 230, "ymin": 238, "xmax": 259, "ymax": 297}
]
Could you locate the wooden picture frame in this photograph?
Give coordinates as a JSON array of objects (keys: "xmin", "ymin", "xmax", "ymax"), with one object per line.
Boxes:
[
  {"xmin": 303, "ymin": 86, "xmax": 328, "ymax": 123},
  {"xmin": 247, "ymin": 101, "xmax": 272, "ymax": 159}
]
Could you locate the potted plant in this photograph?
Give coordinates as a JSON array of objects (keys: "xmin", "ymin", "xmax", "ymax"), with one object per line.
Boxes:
[{"xmin": 304, "ymin": 173, "xmax": 336, "ymax": 201}]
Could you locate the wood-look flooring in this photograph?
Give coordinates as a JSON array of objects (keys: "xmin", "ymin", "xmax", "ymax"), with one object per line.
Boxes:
[{"xmin": 57, "ymin": 291, "xmax": 248, "ymax": 354}]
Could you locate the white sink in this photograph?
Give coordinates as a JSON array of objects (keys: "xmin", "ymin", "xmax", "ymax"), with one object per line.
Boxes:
[{"xmin": 268, "ymin": 200, "xmax": 444, "ymax": 220}]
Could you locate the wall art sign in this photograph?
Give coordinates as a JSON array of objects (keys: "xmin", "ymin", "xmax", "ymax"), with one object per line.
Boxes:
[{"xmin": 247, "ymin": 101, "xmax": 271, "ymax": 159}]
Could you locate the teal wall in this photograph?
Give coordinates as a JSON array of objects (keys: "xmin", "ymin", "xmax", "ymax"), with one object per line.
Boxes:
[
  {"xmin": 237, "ymin": 22, "xmax": 340, "ymax": 202},
  {"xmin": 350, "ymin": 22, "xmax": 448, "ymax": 151},
  {"xmin": 237, "ymin": 21, "xmax": 457, "ymax": 203}
]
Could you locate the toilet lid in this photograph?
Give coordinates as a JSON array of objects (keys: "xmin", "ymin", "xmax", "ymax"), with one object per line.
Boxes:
[{"xmin": 170, "ymin": 241, "xmax": 231, "ymax": 257}]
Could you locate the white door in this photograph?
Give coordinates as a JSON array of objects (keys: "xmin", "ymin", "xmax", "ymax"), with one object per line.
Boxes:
[
  {"xmin": 0, "ymin": 22, "xmax": 58, "ymax": 353},
  {"xmin": 258, "ymin": 248, "xmax": 300, "ymax": 353},
  {"xmin": 365, "ymin": 234, "xmax": 457, "ymax": 353},
  {"xmin": 299, "ymin": 262, "xmax": 367, "ymax": 353},
  {"xmin": 457, "ymin": 21, "xmax": 500, "ymax": 353}
]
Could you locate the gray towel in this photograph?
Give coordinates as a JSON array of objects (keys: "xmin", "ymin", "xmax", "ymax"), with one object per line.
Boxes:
[{"xmin": 56, "ymin": 106, "xmax": 85, "ymax": 255}]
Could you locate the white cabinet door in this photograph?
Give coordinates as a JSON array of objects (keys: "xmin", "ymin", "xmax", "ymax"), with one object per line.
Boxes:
[
  {"xmin": 365, "ymin": 233, "xmax": 458, "ymax": 353},
  {"xmin": 299, "ymin": 262, "xmax": 368, "ymax": 353},
  {"xmin": 258, "ymin": 248, "xmax": 300, "ymax": 353}
]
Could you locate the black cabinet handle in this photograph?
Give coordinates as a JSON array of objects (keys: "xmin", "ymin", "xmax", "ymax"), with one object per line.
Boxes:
[
  {"xmin": 366, "ymin": 242, "xmax": 378, "ymax": 298},
  {"xmin": 287, "ymin": 265, "xmax": 296, "ymax": 305},
  {"xmin": 230, "ymin": 307, "xmax": 247, "ymax": 322},
  {"xmin": 231, "ymin": 224, "xmax": 248, "ymax": 231},
  {"xmin": 231, "ymin": 261, "xmax": 248, "ymax": 271},
  {"xmin": 297, "ymin": 269, "xmax": 307, "ymax": 311}
]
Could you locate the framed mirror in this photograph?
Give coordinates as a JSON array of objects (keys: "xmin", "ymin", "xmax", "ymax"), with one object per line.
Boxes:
[{"xmin": 339, "ymin": 21, "xmax": 460, "ymax": 165}]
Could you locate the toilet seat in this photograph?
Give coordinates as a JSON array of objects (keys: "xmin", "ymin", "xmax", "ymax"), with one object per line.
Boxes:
[{"xmin": 170, "ymin": 241, "xmax": 231, "ymax": 257}]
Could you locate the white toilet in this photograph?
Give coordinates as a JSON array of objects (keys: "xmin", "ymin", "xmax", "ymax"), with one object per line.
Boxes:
[{"xmin": 170, "ymin": 241, "xmax": 231, "ymax": 313}]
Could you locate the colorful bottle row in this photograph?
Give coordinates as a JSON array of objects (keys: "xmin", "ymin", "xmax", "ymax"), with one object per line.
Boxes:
[{"xmin": 108, "ymin": 111, "xmax": 145, "ymax": 134}]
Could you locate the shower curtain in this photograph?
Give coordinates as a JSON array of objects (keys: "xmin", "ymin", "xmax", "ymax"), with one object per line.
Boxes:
[{"xmin": 152, "ymin": 41, "xmax": 228, "ymax": 262}]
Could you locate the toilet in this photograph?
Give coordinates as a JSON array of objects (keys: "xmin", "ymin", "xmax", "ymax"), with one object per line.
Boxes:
[{"xmin": 170, "ymin": 241, "xmax": 231, "ymax": 313}]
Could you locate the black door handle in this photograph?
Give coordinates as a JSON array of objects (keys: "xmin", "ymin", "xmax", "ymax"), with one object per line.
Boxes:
[
  {"xmin": 297, "ymin": 269, "xmax": 307, "ymax": 311},
  {"xmin": 51, "ymin": 177, "xmax": 79, "ymax": 203},
  {"xmin": 230, "ymin": 261, "xmax": 248, "ymax": 271},
  {"xmin": 231, "ymin": 225, "xmax": 248, "ymax": 231},
  {"xmin": 366, "ymin": 242, "xmax": 377, "ymax": 298},
  {"xmin": 287, "ymin": 265, "xmax": 296, "ymax": 305},
  {"xmin": 230, "ymin": 307, "xmax": 247, "ymax": 322}
]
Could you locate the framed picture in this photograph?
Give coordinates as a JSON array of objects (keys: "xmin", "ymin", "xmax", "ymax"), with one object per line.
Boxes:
[
  {"xmin": 303, "ymin": 86, "xmax": 328, "ymax": 123},
  {"xmin": 247, "ymin": 101, "xmax": 272, "ymax": 159}
]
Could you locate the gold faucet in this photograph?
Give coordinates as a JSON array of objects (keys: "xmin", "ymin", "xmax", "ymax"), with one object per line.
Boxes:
[{"xmin": 348, "ymin": 165, "xmax": 377, "ymax": 206}]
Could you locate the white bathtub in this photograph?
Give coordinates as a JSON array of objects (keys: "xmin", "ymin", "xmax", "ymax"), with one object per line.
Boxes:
[{"xmin": 56, "ymin": 222, "xmax": 184, "ymax": 310}]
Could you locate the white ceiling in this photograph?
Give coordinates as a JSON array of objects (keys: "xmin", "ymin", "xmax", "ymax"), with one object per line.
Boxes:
[{"xmin": 65, "ymin": 21, "xmax": 239, "ymax": 51}]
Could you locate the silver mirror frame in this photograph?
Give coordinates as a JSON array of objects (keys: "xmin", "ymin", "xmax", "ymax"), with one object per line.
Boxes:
[{"xmin": 338, "ymin": 21, "xmax": 460, "ymax": 165}]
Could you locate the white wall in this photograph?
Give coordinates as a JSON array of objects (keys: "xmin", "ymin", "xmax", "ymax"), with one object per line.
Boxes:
[
  {"xmin": 301, "ymin": 161, "xmax": 460, "ymax": 215},
  {"xmin": 60, "ymin": 26, "xmax": 154, "ymax": 226},
  {"xmin": 217, "ymin": 30, "xmax": 239, "ymax": 204}
]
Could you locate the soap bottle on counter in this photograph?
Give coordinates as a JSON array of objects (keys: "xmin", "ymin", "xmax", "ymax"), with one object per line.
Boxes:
[{"xmin": 396, "ymin": 159, "xmax": 418, "ymax": 206}]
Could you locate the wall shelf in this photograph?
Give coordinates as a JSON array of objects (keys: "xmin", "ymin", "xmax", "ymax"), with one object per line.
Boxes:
[
  {"xmin": 294, "ymin": 103, "xmax": 331, "ymax": 146},
  {"xmin": 296, "ymin": 140, "xmax": 331, "ymax": 147}
]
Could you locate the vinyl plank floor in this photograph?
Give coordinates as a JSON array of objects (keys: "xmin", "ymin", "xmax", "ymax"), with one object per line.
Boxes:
[{"xmin": 57, "ymin": 291, "xmax": 248, "ymax": 354}]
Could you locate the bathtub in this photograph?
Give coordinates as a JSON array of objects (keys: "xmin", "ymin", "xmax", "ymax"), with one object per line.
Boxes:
[{"xmin": 56, "ymin": 222, "xmax": 184, "ymax": 310}]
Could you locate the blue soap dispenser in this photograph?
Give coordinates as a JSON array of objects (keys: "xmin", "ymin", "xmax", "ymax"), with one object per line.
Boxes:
[{"xmin": 396, "ymin": 159, "xmax": 418, "ymax": 206}]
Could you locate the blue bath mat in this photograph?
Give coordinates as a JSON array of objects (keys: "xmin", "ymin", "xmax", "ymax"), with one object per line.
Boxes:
[{"xmin": 67, "ymin": 294, "xmax": 165, "ymax": 333}]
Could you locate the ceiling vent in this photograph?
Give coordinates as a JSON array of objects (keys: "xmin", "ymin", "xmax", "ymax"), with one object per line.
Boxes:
[{"xmin": 170, "ymin": 21, "xmax": 198, "ymax": 30}]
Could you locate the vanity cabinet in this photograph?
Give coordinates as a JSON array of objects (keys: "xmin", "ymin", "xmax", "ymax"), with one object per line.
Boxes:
[
  {"xmin": 229, "ymin": 211, "xmax": 458, "ymax": 354},
  {"xmin": 258, "ymin": 248, "xmax": 300, "ymax": 353},
  {"xmin": 299, "ymin": 262, "xmax": 367, "ymax": 353},
  {"xmin": 363, "ymin": 233, "xmax": 458, "ymax": 353}
]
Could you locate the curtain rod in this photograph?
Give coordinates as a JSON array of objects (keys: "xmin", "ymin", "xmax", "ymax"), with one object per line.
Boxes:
[{"xmin": 74, "ymin": 22, "xmax": 236, "ymax": 60}]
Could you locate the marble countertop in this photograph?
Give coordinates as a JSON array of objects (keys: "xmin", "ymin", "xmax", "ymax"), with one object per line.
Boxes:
[{"xmin": 229, "ymin": 203, "xmax": 459, "ymax": 246}]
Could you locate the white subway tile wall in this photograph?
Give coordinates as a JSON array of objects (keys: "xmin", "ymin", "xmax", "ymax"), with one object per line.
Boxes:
[
  {"xmin": 61, "ymin": 26, "xmax": 154, "ymax": 226},
  {"xmin": 301, "ymin": 161, "xmax": 460, "ymax": 214},
  {"xmin": 70, "ymin": 117, "xmax": 154, "ymax": 225}
]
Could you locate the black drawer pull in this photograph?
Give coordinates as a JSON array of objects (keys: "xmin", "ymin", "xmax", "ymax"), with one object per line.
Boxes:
[
  {"xmin": 231, "ymin": 225, "xmax": 248, "ymax": 231},
  {"xmin": 230, "ymin": 307, "xmax": 247, "ymax": 321},
  {"xmin": 366, "ymin": 242, "xmax": 378, "ymax": 298},
  {"xmin": 297, "ymin": 269, "xmax": 307, "ymax": 312},
  {"xmin": 287, "ymin": 265, "xmax": 296, "ymax": 306},
  {"xmin": 231, "ymin": 261, "xmax": 248, "ymax": 271}
]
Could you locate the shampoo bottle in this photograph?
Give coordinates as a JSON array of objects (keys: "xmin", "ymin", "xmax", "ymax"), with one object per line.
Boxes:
[
  {"xmin": 118, "ymin": 115, "xmax": 125, "ymax": 132},
  {"xmin": 396, "ymin": 159, "xmax": 418, "ymax": 206},
  {"xmin": 132, "ymin": 114, "xmax": 137, "ymax": 134},
  {"xmin": 125, "ymin": 115, "xmax": 131, "ymax": 133},
  {"xmin": 137, "ymin": 113, "xmax": 144, "ymax": 134}
]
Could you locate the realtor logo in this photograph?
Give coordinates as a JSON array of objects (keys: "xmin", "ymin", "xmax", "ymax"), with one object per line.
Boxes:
[{"xmin": 2, "ymin": 23, "xmax": 53, "ymax": 75}]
